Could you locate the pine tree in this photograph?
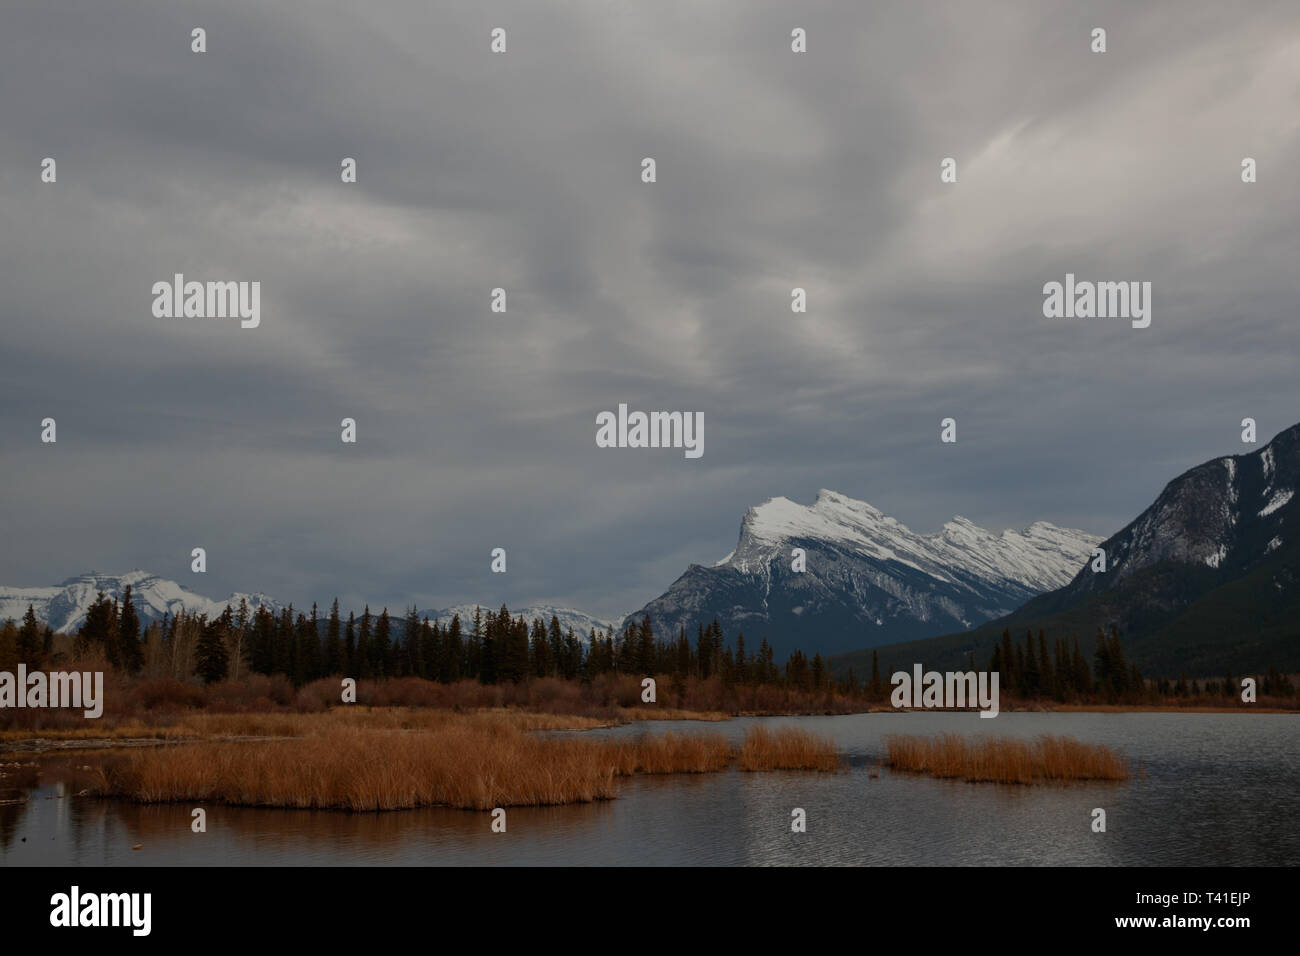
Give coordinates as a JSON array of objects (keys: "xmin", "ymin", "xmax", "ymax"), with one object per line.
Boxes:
[
  {"xmin": 298, "ymin": 606, "xmax": 321, "ymax": 685},
  {"xmin": 1021, "ymin": 630, "xmax": 1039, "ymax": 698},
  {"xmin": 466, "ymin": 607, "xmax": 484, "ymax": 680},
  {"xmin": 1037, "ymin": 631, "xmax": 1052, "ymax": 700},
  {"xmin": 637, "ymin": 616, "xmax": 656, "ymax": 675},
  {"xmin": 373, "ymin": 608, "xmax": 393, "ymax": 677},
  {"xmin": 344, "ymin": 612, "xmax": 356, "ymax": 675},
  {"xmin": 76, "ymin": 592, "xmax": 116, "ymax": 664},
  {"xmin": 195, "ymin": 617, "xmax": 229, "ymax": 685},
  {"xmin": 478, "ymin": 608, "xmax": 497, "ymax": 683},
  {"xmin": 251, "ymin": 605, "xmax": 275, "ymax": 674},
  {"xmin": 324, "ymin": 599, "xmax": 344, "ymax": 675},
  {"xmin": 355, "ymin": 607, "xmax": 372, "ymax": 679},
  {"xmin": 504, "ymin": 612, "xmax": 530, "ymax": 682},
  {"xmin": 1000, "ymin": 628, "xmax": 1016, "ymax": 690},
  {"xmin": 17, "ymin": 604, "xmax": 43, "ymax": 665},
  {"xmin": 1072, "ymin": 636, "xmax": 1091, "ymax": 696},
  {"xmin": 291, "ymin": 612, "xmax": 310, "ymax": 686},
  {"xmin": 403, "ymin": 607, "xmax": 423, "ymax": 677},
  {"xmin": 675, "ymin": 627, "xmax": 692, "ymax": 678},
  {"xmin": 419, "ymin": 617, "xmax": 438, "ymax": 681},
  {"xmin": 274, "ymin": 606, "xmax": 294, "ymax": 676},
  {"xmin": 530, "ymin": 617, "xmax": 550, "ymax": 678},
  {"xmin": 1108, "ymin": 627, "xmax": 1128, "ymax": 697},
  {"xmin": 562, "ymin": 626, "xmax": 580, "ymax": 680},
  {"xmin": 548, "ymin": 616, "xmax": 564, "ymax": 677},
  {"xmin": 1093, "ymin": 627, "xmax": 1113, "ymax": 700},
  {"xmin": 445, "ymin": 614, "xmax": 463, "ymax": 682}
]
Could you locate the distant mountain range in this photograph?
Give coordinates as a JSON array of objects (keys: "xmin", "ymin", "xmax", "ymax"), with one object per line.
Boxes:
[
  {"xmin": 621, "ymin": 490, "xmax": 1101, "ymax": 659},
  {"xmin": 433, "ymin": 605, "xmax": 619, "ymax": 641},
  {"xmin": 0, "ymin": 570, "xmax": 278, "ymax": 634},
  {"xmin": 14, "ymin": 423, "xmax": 1296, "ymax": 677},
  {"xmin": 0, "ymin": 571, "xmax": 618, "ymax": 642},
  {"xmin": 833, "ymin": 422, "xmax": 1300, "ymax": 678}
]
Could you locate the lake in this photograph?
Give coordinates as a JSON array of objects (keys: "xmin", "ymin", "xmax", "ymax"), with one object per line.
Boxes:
[{"xmin": 2, "ymin": 711, "xmax": 1296, "ymax": 866}]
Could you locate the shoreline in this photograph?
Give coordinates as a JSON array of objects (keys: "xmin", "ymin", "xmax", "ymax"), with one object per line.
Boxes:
[{"xmin": 3, "ymin": 702, "xmax": 1294, "ymax": 756}]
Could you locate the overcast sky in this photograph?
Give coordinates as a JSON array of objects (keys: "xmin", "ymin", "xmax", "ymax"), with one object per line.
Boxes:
[{"xmin": 1, "ymin": 0, "xmax": 1297, "ymax": 619}]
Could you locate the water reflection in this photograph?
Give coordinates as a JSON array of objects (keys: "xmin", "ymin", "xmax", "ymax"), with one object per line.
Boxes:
[{"xmin": 2, "ymin": 713, "xmax": 1296, "ymax": 866}]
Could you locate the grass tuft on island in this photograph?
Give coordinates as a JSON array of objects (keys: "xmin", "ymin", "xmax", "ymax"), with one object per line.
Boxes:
[
  {"xmin": 884, "ymin": 732, "xmax": 1129, "ymax": 784},
  {"xmin": 90, "ymin": 714, "xmax": 842, "ymax": 811}
]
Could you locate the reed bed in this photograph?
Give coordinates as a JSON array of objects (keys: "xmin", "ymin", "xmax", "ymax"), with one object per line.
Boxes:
[
  {"xmin": 606, "ymin": 732, "xmax": 735, "ymax": 775},
  {"xmin": 737, "ymin": 726, "xmax": 843, "ymax": 771},
  {"xmin": 92, "ymin": 719, "xmax": 842, "ymax": 810},
  {"xmin": 884, "ymin": 732, "xmax": 1129, "ymax": 784}
]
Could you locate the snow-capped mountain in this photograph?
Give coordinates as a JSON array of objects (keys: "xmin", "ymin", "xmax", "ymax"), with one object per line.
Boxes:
[
  {"xmin": 432, "ymin": 605, "xmax": 619, "ymax": 642},
  {"xmin": 0, "ymin": 571, "xmax": 617, "ymax": 643},
  {"xmin": 624, "ymin": 490, "xmax": 1101, "ymax": 657},
  {"xmin": 1054, "ymin": 422, "xmax": 1298, "ymax": 600},
  {"xmin": 0, "ymin": 570, "xmax": 279, "ymax": 633},
  {"xmin": 845, "ymin": 421, "xmax": 1300, "ymax": 678}
]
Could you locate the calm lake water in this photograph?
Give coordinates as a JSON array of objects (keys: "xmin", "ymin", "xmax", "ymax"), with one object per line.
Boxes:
[{"xmin": 2, "ymin": 712, "xmax": 1296, "ymax": 866}]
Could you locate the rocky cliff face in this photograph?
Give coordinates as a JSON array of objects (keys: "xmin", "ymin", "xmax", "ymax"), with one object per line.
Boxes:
[{"xmin": 625, "ymin": 490, "xmax": 1100, "ymax": 658}]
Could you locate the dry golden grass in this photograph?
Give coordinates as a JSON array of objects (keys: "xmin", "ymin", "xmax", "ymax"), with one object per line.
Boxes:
[
  {"xmin": 99, "ymin": 727, "xmax": 618, "ymax": 810},
  {"xmin": 884, "ymin": 732, "xmax": 1129, "ymax": 784},
  {"xmin": 606, "ymin": 732, "xmax": 734, "ymax": 774},
  {"xmin": 0, "ymin": 707, "xmax": 610, "ymax": 749},
  {"xmin": 92, "ymin": 718, "xmax": 842, "ymax": 810},
  {"xmin": 737, "ymin": 726, "xmax": 842, "ymax": 771}
]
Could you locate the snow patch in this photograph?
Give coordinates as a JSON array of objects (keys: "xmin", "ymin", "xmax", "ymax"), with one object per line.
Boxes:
[{"xmin": 1258, "ymin": 488, "xmax": 1293, "ymax": 517}]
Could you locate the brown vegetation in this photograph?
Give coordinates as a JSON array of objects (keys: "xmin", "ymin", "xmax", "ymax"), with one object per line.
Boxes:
[
  {"xmin": 884, "ymin": 732, "xmax": 1129, "ymax": 784},
  {"xmin": 90, "ymin": 717, "xmax": 842, "ymax": 810},
  {"xmin": 738, "ymin": 725, "xmax": 843, "ymax": 771}
]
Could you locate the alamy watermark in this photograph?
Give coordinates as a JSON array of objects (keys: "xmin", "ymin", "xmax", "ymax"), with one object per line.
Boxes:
[
  {"xmin": 1042, "ymin": 273, "xmax": 1151, "ymax": 329},
  {"xmin": 596, "ymin": 403, "xmax": 703, "ymax": 458},
  {"xmin": 891, "ymin": 664, "xmax": 1000, "ymax": 718},
  {"xmin": 50, "ymin": 886, "xmax": 151, "ymax": 936},
  {"xmin": 152, "ymin": 274, "xmax": 260, "ymax": 328},
  {"xmin": 0, "ymin": 665, "xmax": 103, "ymax": 718}
]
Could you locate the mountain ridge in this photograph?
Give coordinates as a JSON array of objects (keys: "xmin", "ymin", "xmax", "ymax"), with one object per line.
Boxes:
[
  {"xmin": 623, "ymin": 489, "xmax": 1101, "ymax": 658},
  {"xmin": 0, "ymin": 571, "xmax": 618, "ymax": 642},
  {"xmin": 831, "ymin": 422, "xmax": 1300, "ymax": 677}
]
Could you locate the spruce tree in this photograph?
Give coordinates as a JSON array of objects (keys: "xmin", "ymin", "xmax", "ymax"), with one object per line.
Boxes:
[
  {"xmin": 195, "ymin": 617, "xmax": 229, "ymax": 685},
  {"xmin": 548, "ymin": 616, "xmax": 564, "ymax": 676},
  {"xmin": 373, "ymin": 608, "xmax": 393, "ymax": 677},
  {"xmin": 419, "ymin": 617, "xmax": 438, "ymax": 681},
  {"xmin": 403, "ymin": 606, "xmax": 423, "ymax": 677},
  {"xmin": 445, "ymin": 614, "xmax": 463, "ymax": 682},
  {"xmin": 323, "ymin": 599, "xmax": 344, "ymax": 675},
  {"xmin": 17, "ymin": 604, "xmax": 43, "ymax": 665},
  {"xmin": 355, "ymin": 607, "xmax": 372, "ymax": 679},
  {"xmin": 1037, "ymin": 631, "xmax": 1052, "ymax": 699}
]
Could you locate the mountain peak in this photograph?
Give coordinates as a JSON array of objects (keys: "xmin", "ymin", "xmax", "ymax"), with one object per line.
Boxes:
[
  {"xmin": 634, "ymin": 490, "xmax": 1102, "ymax": 657},
  {"xmin": 1, "ymin": 571, "xmax": 280, "ymax": 633}
]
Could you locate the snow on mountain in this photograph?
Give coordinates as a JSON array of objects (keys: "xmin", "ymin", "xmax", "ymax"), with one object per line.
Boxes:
[
  {"xmin": 0, "ymin": 570, "xmax": 279, "ymax": 633},
  {"xmin": 433, "ymin": 604, "xmax": 619, "ymax": 642},
  {"xmin": 854, "ymin": 422, "xmax": 1300, "ymax": 679},
  {"xmin": 625, "ymin": 489, "xmax": 1101, "ymax": 658},
  {"xmin": 0, "ymin": 572, "xmax": 619, "ymax": 645},
  {"xmin": 732, "ymin": 490, "xmax": 1096, "ymax": 592},
  {"xmin": 1054, "ymin": 422, "xmax": 1300, "ymax": 594}
]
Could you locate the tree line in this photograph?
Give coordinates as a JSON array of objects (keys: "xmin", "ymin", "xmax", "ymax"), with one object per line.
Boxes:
[
  {"xmin": 2, "ymin": 591, "xmax": 1294, "ymax": 703},
  {"xmin": 12, "ymin": 588, "xmax": 832, "ymax": 691}
]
